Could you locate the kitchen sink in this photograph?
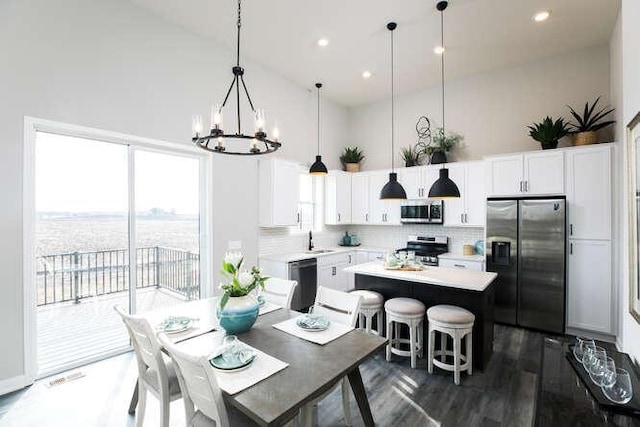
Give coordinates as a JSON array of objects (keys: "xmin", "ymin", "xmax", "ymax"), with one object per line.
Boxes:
[{"xmin": 305, "ymin": 249, "xmax": 334, "ymax": 254}]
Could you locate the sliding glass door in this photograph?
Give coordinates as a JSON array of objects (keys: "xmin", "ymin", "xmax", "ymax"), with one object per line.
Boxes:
[{"xmin": 33, "ymin": 128, "xmax": 209, "ymax": 377}]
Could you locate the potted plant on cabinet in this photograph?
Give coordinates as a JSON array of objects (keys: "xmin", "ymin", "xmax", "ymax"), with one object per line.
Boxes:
[
  {"xmin": 567, "ymin": 97, "xmax": 615, "ymax": 146},
  {"xmin": 424, "ymin": 128, "xmax": 463, "ymax": 164},
  {"xmin": 527, "ymin": 116, "xmax": 570, "ymax": 149},
  {"xmin": 340, "ymin": 147, "xmax": 365, "ymax": 172},
  {"xmin": 401, "ymin": 145, "xmax": 423, "ymax": 167}
]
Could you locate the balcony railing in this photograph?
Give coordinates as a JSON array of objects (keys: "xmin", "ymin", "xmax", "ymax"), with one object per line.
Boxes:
[{"xmin": 36, "ymin": 246, "xmax": 200, "ymax": 306}]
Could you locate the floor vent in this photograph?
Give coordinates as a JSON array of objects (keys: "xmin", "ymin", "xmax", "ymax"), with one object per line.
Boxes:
[{"xmin": 46, "ymin": 371, "xmax": 85, "ymax": 388}]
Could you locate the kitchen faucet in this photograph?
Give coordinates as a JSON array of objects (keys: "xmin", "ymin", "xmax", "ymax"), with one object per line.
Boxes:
[{"xmin": 308, "ymin": 231, "xmax": 314, "ymax": 251}]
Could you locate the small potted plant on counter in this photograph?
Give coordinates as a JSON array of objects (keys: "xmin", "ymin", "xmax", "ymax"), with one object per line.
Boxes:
[
  {"xmin": 527, "ymin": 116, "xmax": 570, "ymax": 149},
  {"xmin": 425, "ymin": 128, "xmax": 463, "ymax": 164},
  {"xmin": 340, "ymin": 146, "xmax": 365, "ymax": 172},
  {"xmin": 567, "ymin": 97, "xmax": 615, "ymax": 146},
  {"xmin": 401, "ymin": 145, "xmax": 423, "ymax": 167}
]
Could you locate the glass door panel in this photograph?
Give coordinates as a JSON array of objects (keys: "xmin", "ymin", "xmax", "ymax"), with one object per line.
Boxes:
[{"xmin": 133, "ymin": 149, "xmax": 201, "ymax": 314}]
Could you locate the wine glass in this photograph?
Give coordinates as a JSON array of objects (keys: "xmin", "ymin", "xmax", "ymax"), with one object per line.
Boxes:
[
  {"xmin": 599, "ymin": 357, "xmax": 617, "ymax": 389},
  {"xmin": 602, "ymin": 368, "xmax": 633, "ymax": 404},
  {"xmin": 573, "ymin": 336, "xmax": 593, "ymax": 363},
  {"xmin": 587, "ymin": 349, "xmax": 608, "ymax": 385},
  {"xmin": 581, "ymin": 343, "xmax": 600, "ymax": 369}
]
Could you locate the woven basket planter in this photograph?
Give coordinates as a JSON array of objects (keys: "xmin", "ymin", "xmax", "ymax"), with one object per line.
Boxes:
[
  {"xmin": 345, "ymin": 163, "xmax": 360, "ymax": 172},
  {"xmin": 572, "ymin": 131, "xmax": 597, "ymax": 146}
]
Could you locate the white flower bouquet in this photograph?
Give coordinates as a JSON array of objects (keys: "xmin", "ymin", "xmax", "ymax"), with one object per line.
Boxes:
[{"xmin": 219, "ymin": 252, "xmax": 268, "ymax": 308}]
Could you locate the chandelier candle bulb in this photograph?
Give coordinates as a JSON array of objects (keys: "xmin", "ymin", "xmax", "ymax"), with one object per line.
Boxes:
[
  {"xmin": 272, "ymin": 126, "xmax": 280, "ymax": 142},
  {"xmin": 211, "ymin": 104, "xmax": 222, "ymax": 129},
  {"xmin": 192, "ymin": 115, "xmax": 203, "ymax": 137},
  {"xmin": 255, "ymin": 109, "xmax": 265, "ymax": 133}
]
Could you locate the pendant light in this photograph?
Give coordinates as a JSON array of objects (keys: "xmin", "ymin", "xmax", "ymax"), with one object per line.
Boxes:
[
  {"xmin": 309, "ymin": 83, "xmax": 328, "ymax": 175},
  {"xmin": 428, "ymin": 1, "xmax": 461, "ymax": 199},
  {"xmin": 380, "ymin": 22, "xmax": 407, "ymax": 200},
  {"xmin": 191, "ymin": 0, "xmax": 281, "ymax": 155}
]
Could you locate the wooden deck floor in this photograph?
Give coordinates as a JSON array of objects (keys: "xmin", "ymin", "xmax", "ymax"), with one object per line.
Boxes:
[{"xmin": 37, "ymin": 288, "xmax": 188, "ymax": 377}]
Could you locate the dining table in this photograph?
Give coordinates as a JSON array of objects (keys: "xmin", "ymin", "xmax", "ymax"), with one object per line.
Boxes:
[{"xmin": 135, "ymin": 297, "xmax": 387, "ymax": 426}]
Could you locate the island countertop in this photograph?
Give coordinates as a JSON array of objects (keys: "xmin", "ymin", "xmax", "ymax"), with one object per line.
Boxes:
[{"xmin": 344, "ymin": 262, "xmax": 497, "ymax": 292}]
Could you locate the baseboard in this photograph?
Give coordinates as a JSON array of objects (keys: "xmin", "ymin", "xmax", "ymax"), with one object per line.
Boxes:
[{"xmin": 0, "ymin": 374, "xmax": 32, "ymax": 397}]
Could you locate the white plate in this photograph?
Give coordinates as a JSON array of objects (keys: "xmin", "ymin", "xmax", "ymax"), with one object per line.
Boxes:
[{"xmin": 159, "ymin": 317, "xmax": 193, "ymax": 334}]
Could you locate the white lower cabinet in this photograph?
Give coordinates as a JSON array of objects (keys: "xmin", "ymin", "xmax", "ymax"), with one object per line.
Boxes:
[
  {"xmin": 439, "ymin": 258, "xmax": 485, "ymax": 271},
  {"xmin": 317, "ymin": 252, "xmax": 354, "ymax": 292},
  {"xmin": 567, "ymin": 239, "xmax": 612, "ymax": 334}
]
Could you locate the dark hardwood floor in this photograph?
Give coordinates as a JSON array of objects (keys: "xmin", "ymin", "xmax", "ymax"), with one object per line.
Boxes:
[{"xmin": 0, "ymin": 325, "xmax": 547, "ymax": 426}]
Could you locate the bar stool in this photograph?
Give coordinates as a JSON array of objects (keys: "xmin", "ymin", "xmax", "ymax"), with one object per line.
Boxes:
[
  {"xmin": 350, "ymin": 290, "xmax": 384, "ymax": 335},
  {"xmin": 384, "ymin": 297, "xmax": 425, "ymax": 369},
  {"xmin": 427, "ymin": 304, "xmax": 475, "ymax": 385}
]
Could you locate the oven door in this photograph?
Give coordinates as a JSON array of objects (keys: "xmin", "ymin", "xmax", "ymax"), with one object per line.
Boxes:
[{"xmin": 401, "ymin": 203, "xmax": 429, "ymax": 223}]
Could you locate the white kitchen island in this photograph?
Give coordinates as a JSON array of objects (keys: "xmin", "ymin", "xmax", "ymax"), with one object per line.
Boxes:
[{"xmin": 345, "ymin": 261, "xmax": 498, "ymax": 371}]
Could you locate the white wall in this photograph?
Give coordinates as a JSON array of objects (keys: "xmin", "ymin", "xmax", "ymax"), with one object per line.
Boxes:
[
  {"xmin": 349, "ymin": 45, "xmax": 612, "ymax": 170},
  {"xmin": 616, "ymin": 0, "xmax": 640, "ymax": 364},
  {"xmin": 0, "ymin": 0, "xmax": 348, "ymax": 388}
]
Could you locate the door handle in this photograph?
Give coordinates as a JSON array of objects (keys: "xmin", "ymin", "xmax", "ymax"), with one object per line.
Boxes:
[
  {"xmin": 525, "ymin": 181, "xmax": 529, "ymax": 192},
  {"xmin": 464, "ymin": 213, "xmax": 468, "ymax": 223},
  {"xmin": 348, "ymin": 255, "xmax": 352, "ymax": 264},
  {"xmin": 461, "ymin": 213, "xmax": 464, "ymax": 223}
]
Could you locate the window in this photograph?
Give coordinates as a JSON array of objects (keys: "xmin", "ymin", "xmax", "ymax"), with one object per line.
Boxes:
[{"xmin": 295, "ymin": 172, "xmax": 323, "ymax": 233}]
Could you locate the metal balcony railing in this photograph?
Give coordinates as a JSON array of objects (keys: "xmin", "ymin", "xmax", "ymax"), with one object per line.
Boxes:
[{"xmin": 35, "ymin": 246, "xmax": 200, "ymax": 306}]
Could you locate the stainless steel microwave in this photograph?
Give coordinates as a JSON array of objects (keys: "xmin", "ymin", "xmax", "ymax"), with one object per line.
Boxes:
[{"xmin": 400, "ymin": 199, "xmax": 444, "ymax": 224}]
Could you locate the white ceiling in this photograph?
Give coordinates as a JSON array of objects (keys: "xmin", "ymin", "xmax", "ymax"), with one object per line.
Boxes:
[{"xmin": 130, "ymin": 0, "xmax": 620, "ymax": 107}]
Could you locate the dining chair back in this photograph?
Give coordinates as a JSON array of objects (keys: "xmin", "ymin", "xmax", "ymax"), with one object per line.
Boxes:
[
  {"xmin": 263, "ymin": 278, "xmax": 298, "ymax": 308},
  {"xmin": 313, "ymin": 286, "xmax": 362, "ymax": 328},
  {"xmin": 158, "ymin": 333, "xmax": 230, "ymax": 427},
  {"xmin": 114, "ymin": 305, "xmax": 180, "ymax": 427}
]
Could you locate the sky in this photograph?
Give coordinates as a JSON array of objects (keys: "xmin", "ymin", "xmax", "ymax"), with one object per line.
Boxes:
[{"xmin": 35, "ymin": 132, "xmax": 200, "ymax": 215}]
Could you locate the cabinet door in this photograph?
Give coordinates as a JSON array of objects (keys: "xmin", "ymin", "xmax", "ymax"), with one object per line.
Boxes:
[
  {"xmin": 325, "ymin": 172, "xmax": 352, "ymax": 224},
  {"xmin": 443, "ymin": 164, "xmax": 465, "ymax": 226},
  {"xmin": 524, "ymin": 151, "xmax": 564, "ymax": 195},
  {"xmin": 465, "ymin": 161, "xmax": 486, "ymax": 226},
  {"xmin": 398, "ymin": 167, "xmax": 425, "ymax": 199},
  {"xmin": 567, "ymin": 239, "xmax": 612, "ymax": 334},
  {"xmin": 272, "ymin": 161, "xmax": 300, "ymax": 226},
  {"xmin": 351, "ymin": 173, "xmax": 370, "ymax": 224},
  {"xmin": 485, "ymin": 155, "xmax": 524, "ymax": 196},
  {"xmin": 367, "ymin": 251, "xmax": 385, "ymax": 262},
  {"xmin": 368, "ymin": 171, "xmax": 388, "ymax": 224},
  {"xmin": 566, "ymin": 146, "xmax": 612, "ymax": 240},
  {"xmin": 424, "ymin": 166, "xmax": 440, "ymax": 197}
]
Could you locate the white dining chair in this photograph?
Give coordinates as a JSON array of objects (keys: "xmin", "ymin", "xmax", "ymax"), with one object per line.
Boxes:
[
  {"xmin": 157, "ymin": 333, "xmax": 257, "ymax": 427},
  {"xmin": 301, "ymin": 286, "xmax": 362, "ymax": 427},
  {"xmin": 262, "ymin": 277, "xmax": 298, "ymax": 308},
  {"xmin": 114, "ymin": 305, "xmax": 182, "ymax": 427}
]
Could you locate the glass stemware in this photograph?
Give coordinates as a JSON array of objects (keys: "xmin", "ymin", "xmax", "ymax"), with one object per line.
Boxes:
[
  {"xmin": 587, "ymin": 350, "xmax": 608, "ymax": 386},
  {"xmin": 602, "ymin": 368, "xmax": 634, "ymax": 404},
  {"xmin": 582, "ymin": 343, "xmax": 602, "ymax": 369},
  {"xmin": 599, "ymin": 357, "xmax": 617, "ymax": 389},
  {"xmin": 574, "ymin": 336, "xmax": 593, "ymax": 363}
]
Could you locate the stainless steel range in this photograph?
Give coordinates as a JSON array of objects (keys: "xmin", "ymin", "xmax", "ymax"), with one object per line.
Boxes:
[{"xmin": 396, "ymin": 235, "xmax": 449, "ymax": 266}]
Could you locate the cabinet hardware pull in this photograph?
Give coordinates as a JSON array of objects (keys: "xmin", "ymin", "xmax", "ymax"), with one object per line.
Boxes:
[
  {"xmin": 519, "ymin": 181, "xmax": 523, "ymax": 192},
  {"xmin": 525, "ymin": 181, "xmax": 529, "ymax": 192},
  {"xmin": 365, "ymin": 213, "xmax": 369, "ymax": 222},
  {"xmin": 348, "ymin": 255, "xmax": 352, "ymax": 263},
  {"xmin": 570, "ymin": 224, "xmax": 573, "ymax": 235},
  {"xmin": 570, "ymin": 243, "xmax": 573, "ymax": 255},
  {"xmin": 461, "ymin": 213, "xmax": 464, "ymax": 223},
  {"xmin": 464, "ymin": 213, "xmax": 468, "ymax": 223},
  {"xmin": 332, "ymin": 266, "xmax": 336, "ymax": 275},
  {"xmin": 338, "ymin": 213, "xmax": 341, "ymax": 222},
  {"xmin": 297, "ymin": 212, "xmax": 300, "ymax": 223},
  {"xmin": 454, "ymin": 264, "xmax": 466, "ymax": 268}
]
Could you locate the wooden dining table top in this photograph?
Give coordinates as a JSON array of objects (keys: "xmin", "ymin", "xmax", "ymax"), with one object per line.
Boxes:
[{"xmin": 143, "ymin": 298, "xmax": 387, "ymax": 426}]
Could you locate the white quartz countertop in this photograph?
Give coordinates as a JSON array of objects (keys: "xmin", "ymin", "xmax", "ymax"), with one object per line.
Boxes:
[
  {"xmin": 344, "ymin": 261, "xmax": 497, "ymax": 292},
  {"xmin": 260, "ymin": 246, "xmax": 390, "ymax": 263},
  {"xmin": 438, "ymin": 252, "xmax": 485, "ymax": 262}
]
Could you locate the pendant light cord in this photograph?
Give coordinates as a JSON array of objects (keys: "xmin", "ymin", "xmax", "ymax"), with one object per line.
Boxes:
[
  {"xmin": 236, "ymin": 0, "xmax": 241, "ymax": 67},
  {"xmin": 440, "ymin": 7, "xmax": 445, "ymax": 137},
  {"xmin": 317, "ymin": 84, "xmax": 321, "ymax": 155},
  {"xmin": 390, "ymin": 25, "xmax": 395, "ymax": 172}
]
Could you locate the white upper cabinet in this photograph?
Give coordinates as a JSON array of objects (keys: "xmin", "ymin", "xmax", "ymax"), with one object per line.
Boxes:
[
  {"xmin": 485, "ymin": 151, "xmax": 564, "ymax": 196},
  {"xmin": 259, "ymin": 158, "xmax": 301, "ymax": 227},
  {"xmin": 566, "ymin": 145, "xmax": 612, "ymax": 240},
  {"xmin": 351, "ymin": 172, "xmax": 370, "ymax": 224},
  {"xmin": 443, "ymin": 161, "xmax": 485, "ymax": 227},
  {"xmin": 368, "ymin": 170, "xmax": 401, "ymax": 225},
  {"xmin": 325, "ymin": 171, "xmax": 352, "ymax": 225},
  {"xmin": 398, "ymin": 166, "xmax": 439, "ymax": 199}
]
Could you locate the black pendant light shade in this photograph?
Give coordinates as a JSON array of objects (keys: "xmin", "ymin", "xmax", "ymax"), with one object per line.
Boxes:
[
  {"xmin": 309, "ymin": 82, "xmax": 328, "ymax": 175},
  {"xmin": 310, "ymin": 155, "xmax": 328, "ymax": 175},
  {"xmin": 380, "ymin": 172, "xmax": 407, "ymax": 200},
  {"xmin": 380, "ymin": 22, "xmax": 407, "ymax": 200},
  {"xmin": 429, "ymin": 168, "xmax": 460, "ymax": 198}
]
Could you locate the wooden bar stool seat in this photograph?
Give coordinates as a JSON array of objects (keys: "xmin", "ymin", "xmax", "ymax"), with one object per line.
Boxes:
[
  {"xmin": 427, "ymin": 304, "xmax": 475, "ymax": 385},
  {"xmin": 350, "ymin": 290, "xmax": 384, "ymax": 336},
  {"xmin": 384, "ymin": 297, "xmax": 426, "ymax": 369}
]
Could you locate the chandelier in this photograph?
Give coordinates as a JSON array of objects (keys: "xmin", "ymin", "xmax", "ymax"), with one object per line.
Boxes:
[{"xmin": 191, "ymin": 0, "xmax": 281, "ymax": 155}]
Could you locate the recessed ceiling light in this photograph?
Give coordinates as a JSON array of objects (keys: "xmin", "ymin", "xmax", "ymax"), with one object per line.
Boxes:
[
  {"xmin": 533, "ymin": 10, "xmax": 551, "ymax": 22},
  {"xmin": 434, "ymin": 46, "xmax": 445, "ymax": 55},
  {"xmin": 317, "ymin": 38, "xmax": 329, "ymax": 47},
  {"xmin": 362, "ymin": 70, "xmax": 372, "ymax": 79}
]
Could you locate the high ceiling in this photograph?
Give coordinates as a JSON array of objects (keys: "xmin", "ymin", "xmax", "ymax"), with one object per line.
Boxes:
[{"xmin": 130, "ymin": 0, "xmax": 620, "ymax": 107}]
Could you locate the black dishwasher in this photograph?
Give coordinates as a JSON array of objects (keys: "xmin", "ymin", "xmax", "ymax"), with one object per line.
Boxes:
[{"xmin": 288, "ymin": 258, "xmax": 317, "ymax": 311}]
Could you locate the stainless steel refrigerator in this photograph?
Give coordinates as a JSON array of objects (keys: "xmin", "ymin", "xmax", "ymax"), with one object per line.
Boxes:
[{"xmin": 486, "ymin": 197, "xmax": 566, "ymax": 334}]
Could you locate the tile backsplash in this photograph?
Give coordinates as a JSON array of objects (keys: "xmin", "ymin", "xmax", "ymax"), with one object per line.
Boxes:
[{"xmin": 259, "ymin": 224, "xmax": 484, "ymax": 256}]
